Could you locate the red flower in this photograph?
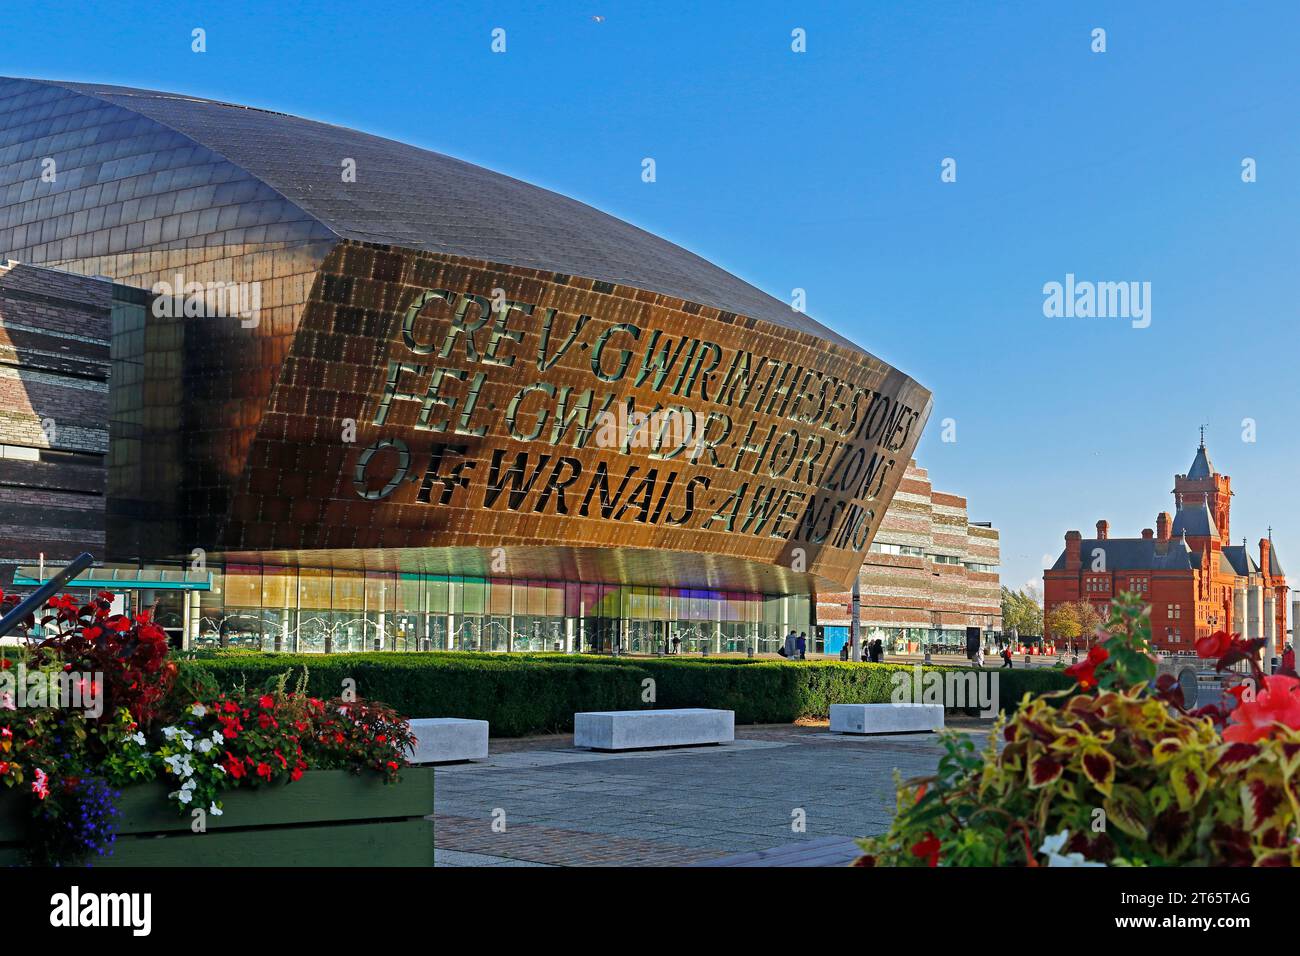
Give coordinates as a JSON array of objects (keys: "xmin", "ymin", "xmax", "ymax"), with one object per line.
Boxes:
[
  {"xmin": 910, "ymin": 832, "xmax": 941, "ymax": 867},
  {"xmin": 1086, "ymin": 645, "xmax": 1109, "ymax": 667},
  {"xmin": 256, "ymin": 762, "xmax": 272, "ymax": 779},
  {"xmin": 1196, "ymin": 630, "xmax": 1234, "ymax": 659},
  {"xmin": 223, "ymin": 701, "xmax": 239, "ymax": 714},
  {"xmin": 31, "ymin": 768, "xmax": 49, "ymax": 800},
  {"xmin": 290, "ymin": 766, "xmax": 304, "ymax": 782},
  {"xmin": 1065, "ymin": 657, "xmax": 1100, "ymax": 690},
  {"xmin": 47, "ymin": 594, "xmax": 79, "ymax": 613},
  {"xmin": 1224, "ymin": 675, "xmax": 1300, "ymax": 743},
  {"xmin": 258, "ymin": 694, "xmax": 275, "ymax": 710},
  {"xmin": 224, "ymin": 753, "xmax": 245, "ymax": 778}
]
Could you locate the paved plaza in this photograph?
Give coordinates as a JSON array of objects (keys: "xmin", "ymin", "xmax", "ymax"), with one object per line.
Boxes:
[{"xmin": 433, "ymin": 722, "xmax": 993, "ymax": 866}]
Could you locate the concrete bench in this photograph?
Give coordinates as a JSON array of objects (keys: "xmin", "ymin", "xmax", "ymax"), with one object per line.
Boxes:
[
  {"xmin": 406, "ymin": 717, "xmax": 489, "ymax": 764},
  {"xmin": 574, "ymin": 708, "xmax": 734, "ymax": 751},
  {"xmin": 829, "ymin": 703, "xmax": 943, "ymax": 735}
]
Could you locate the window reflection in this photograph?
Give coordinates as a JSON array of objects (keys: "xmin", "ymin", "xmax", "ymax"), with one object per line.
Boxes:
[{"xmin": 188, "ymin": 565, "xmax": 812, "ymax": 656}]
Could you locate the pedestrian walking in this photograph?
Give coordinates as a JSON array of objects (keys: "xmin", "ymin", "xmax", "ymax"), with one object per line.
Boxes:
[{"xmin": 797, "ymin": 631, "xmax": 807, "ymax": 660}]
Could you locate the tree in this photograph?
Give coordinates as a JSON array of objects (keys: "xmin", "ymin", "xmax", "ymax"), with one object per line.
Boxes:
[
  {"xmin": 1072, "ymin": 601, "xmax": 1103, "ymax": 646},
  {"xmin": 1044, "ymin": 602, "xmax": 1081, "ymax": 646},
  {"xmin": 1045, "ymin": 600, "xmax": 1104, "ymax": 651},
  {"xmin": 1000, "ymin": 585, "xmax": 1043, "ymax": 636}
]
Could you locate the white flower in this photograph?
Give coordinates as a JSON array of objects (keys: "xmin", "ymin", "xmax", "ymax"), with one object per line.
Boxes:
[
  {"xmin": 211, "ymin": 731, "xmax": 224, "ymax": 745},
  {"xmin": 129, "ymin": 732, "xmax": 146, "ymax": 747},
  {"xmin": 1039, "ymin": 831, "xmax": 1069, "ymax": 856},
  {"xmin": 168, "ymin": 787, "xmax": 193, "ymax": 805},
  {"xmin": 0, "ymin": 691, "xmax": 15, "ymax": 711},
  {"xmin": 1039, "ymin": 830, "xmax": 1106, "ymax": 867},
  {"xmin": 164, "ymin": 753, "xmax": 195, "ymax": 778},
  {"xmin": 162, "ymin": 726, "xmax": 179, "ymax": 739},
  {"xmin": 196, "ymin": 739, "xmax": 213, "ymax": 754},
  {"xmin": 191, "ymin": 703, "xmax": 207, "ymax": 718},
  {"xmin": 209, "ymin": 802, "xmax": 223, "ymax": 817},
  {"xmin": 181, "ymin": 778, "xmax": 196, "ymax": 792}
]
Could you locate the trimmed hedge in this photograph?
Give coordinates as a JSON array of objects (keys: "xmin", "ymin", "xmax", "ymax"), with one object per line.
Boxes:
[
  {"xmin": 178, "ymin": 652, "xmax": 1073, "ymax": 736},
  {"xmin": 529, "ymin": 657, "xmax": 1070, "ymax": 723},
  {"xmin": 177, "ymin": 653, "xmax": 648, "ymax": 737}
]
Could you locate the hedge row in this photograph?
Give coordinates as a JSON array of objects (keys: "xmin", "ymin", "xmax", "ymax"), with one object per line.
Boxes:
[
  {"xmin": 177, "ymin": 652, "xmax": 1073, "ymax": 736},
  {"xmin": 532, "ymin": 656, "xmax": 1073, "ymax": 722},
  {"xmin": 177, "ymin": 654, "xmax": 643, "ymax": 737}
]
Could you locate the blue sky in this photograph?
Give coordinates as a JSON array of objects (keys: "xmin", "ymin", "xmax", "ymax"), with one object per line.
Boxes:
[{"xmin": 4, "ymin": 0, "xmax": 1298, "ymax": 594}]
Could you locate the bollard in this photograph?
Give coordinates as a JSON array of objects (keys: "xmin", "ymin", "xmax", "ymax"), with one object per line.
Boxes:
[{"xmin": 747, "ymin": 643, "xmax": 755, "ymax": 659}]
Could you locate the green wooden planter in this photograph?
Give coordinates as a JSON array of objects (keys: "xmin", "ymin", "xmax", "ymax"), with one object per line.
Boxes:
[{"xmin": 0, "ymin": 767, "xmax": 435, "ymax": 867}]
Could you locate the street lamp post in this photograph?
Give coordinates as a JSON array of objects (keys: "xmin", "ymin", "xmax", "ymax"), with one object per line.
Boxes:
[{"xmin": 850, "ymin": 578, "xmax": 862, "ymax": 663}]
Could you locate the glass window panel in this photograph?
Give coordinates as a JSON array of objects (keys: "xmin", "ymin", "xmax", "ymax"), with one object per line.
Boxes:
[
  {"xmin": 488, "ymin": 580, "xmax": 513, "ymax": 615},
  {"xmin": 224, "ymin": 564, "xmax": 260, "ymax": 608},
  {"xmin": 461, "ymin": 579, "xmax": 485, "ymax": 615}
]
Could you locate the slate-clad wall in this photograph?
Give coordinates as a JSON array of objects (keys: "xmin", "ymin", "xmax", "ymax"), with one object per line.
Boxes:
[{"xmin": 0, "ymin": 261, "xmax": 110, "ymax": 585}]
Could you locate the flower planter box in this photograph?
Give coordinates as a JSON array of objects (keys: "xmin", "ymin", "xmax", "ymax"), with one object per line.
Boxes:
[{"xmin": 0, "ymin": 767, "xmax": 434, "ymax": 867}]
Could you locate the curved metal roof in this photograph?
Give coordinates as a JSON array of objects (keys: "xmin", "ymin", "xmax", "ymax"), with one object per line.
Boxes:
[{"xmin": 4, "ymin": 77, "xmax": 862, "ymax": 352}]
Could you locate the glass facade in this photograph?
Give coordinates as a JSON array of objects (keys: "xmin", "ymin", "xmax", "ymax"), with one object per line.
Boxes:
[
  {"xmin": 177, "ymin": 564, "xmax": 809, "ymax": 656},
  {"xmin": 821, "ymin": 624, "xmax": 994, "ymax": 656}
]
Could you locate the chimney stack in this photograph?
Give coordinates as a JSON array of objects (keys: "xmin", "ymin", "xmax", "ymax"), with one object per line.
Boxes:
[
  {"xmin": 1065, "ymin": 530, "xmax": 1082, "ymax": 571},
  {"xmin": 1260, "ymin": 537, "xmax": 1272, "ymax": 577},
  {"xmin": 1096, "ymin": 520, "xmax": 1109, "ymax": 540},
  {"xmin": 1142, "ymin": 528, "xmax": 1154, "ymax": 540},
  {"xmin": 1156, "ymin": 512, "xmax": 1172, "ymax": 541}
]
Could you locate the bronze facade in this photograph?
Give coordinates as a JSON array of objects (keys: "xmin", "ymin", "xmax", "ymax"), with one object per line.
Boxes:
[{"xmin": 0, "ymin": 78, "xmax": 930, "ymax": 598}]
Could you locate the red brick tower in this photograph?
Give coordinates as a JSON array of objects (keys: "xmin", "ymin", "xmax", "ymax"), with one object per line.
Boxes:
[{"xmin": 1174, "ymin": 429, "xmax": 1232, "ymax": 544}]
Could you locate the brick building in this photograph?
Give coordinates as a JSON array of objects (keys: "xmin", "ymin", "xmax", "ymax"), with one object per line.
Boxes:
[
  {"xmin": 816, "ymin": 460, "xmax": 1001, "ymax": 654},
  {"xmin": 1044, "ymin": 439, "xmax": 1288, "ymax": 655}
]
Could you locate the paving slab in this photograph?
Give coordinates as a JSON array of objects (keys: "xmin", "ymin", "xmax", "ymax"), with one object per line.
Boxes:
[{"xmin": 434, "ymin": 723, "xmax": 988, "ymax": 866}]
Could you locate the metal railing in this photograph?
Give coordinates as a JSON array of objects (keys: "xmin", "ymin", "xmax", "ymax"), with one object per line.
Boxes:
[{"xmin": 0, "ymin": 552, "xmax": 94, "ymax": 639}]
